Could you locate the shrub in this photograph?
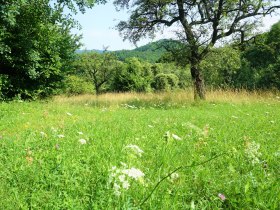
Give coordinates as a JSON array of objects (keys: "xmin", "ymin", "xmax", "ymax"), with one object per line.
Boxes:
[
  {"xmin": 62, "ymin": 75, "xmax": 94, "ymax": 95},
  {"xmin": 152, "ymin": 73, "xmax": 179, "ymax": 91}
]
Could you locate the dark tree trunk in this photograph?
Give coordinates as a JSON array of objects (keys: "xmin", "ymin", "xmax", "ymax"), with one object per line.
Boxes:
[
  {"xmin": 95, "ymin": 84, "xmax": 101, "ymax": 95},
  {"xmin": 190, "ymin": 59, "xmax": 206, "ymax": 100}
]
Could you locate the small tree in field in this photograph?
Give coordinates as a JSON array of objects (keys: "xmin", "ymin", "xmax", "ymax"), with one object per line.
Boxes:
[
  {"xmin": 76, "ymin": 52, "xmax": 119, "ymax": 94},
  {"xmin": 114, "ymin": 0, "xmax": 280, "ymax": 100}
]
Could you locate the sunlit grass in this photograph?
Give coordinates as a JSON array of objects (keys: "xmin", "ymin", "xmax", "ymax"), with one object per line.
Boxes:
[{"xmin": 0, "ymin": 91, "xmax": 279, "ymax": 209}]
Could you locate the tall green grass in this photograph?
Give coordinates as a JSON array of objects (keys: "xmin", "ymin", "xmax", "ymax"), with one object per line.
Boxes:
[{"xmin": 0, "ymin": 91, "xmax": 279, "ymax": 209}]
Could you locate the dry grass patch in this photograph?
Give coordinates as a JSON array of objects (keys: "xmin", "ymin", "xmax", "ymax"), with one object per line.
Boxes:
[{"xmin": 53, "ymin": 89, "xmax": 279, "ymax": 107}]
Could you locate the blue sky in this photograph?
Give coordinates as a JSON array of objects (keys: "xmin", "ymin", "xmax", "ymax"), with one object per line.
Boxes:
[
  {"xmin": 72, "ymin": 1, "xmax": 280, "ymax": 51},
  {"xmin": 72, "ymin": 1, "xmax": 158, "ymax": 51}
]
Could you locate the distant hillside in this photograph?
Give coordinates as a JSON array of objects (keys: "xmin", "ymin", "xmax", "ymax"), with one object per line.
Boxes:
[
  {"xmin": 76, "ymin": 39, "xmax": 181, "ymax": 63},
  {"xmin": 113, "ymin": 39, "xmax": 172, "ymax": 63}
]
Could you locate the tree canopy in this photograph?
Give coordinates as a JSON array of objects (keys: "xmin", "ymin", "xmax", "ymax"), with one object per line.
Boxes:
[
  {"xmin": 114, "ymin": 0, "xmax": 280, "ymax": 99},
  {"xmin": 0, "ymin": 0, "xmax": 99, "ymax": 99}
]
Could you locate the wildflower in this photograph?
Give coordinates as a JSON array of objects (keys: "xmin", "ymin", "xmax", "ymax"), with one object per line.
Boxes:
[
  {"xmin": 122, "ymin": 180, "xmax": 130, "ymax": 189},
  {"xmin": 245, "ymin": 141, "xmax": 262, "ymax": 165},
  {"xmin": 66, "ymin": 112, "xmax": 72, "ymax": 116},
  {"xmin": 79, "ymin": 139, "xmax": 87, "ymax": 144},
  {"xmin": 172, "ymin": 134, "xmax": 182, "ymax": 141},
  {"xmin": 108, "ymin": 164, "xmax": 145, "ymax": 196},
  {"xmin": 77, "ymin": 131, "xmax": 83, "ymax": 135},
  {"xmin": 231, "ymin": 115, "xmax": 238, "ymax": 119},
  {"xmin": 57, "ymin": 134, "xmax": 65, "ymax": 138},
  {"xmin": 170, "ymin": 172, "xmax": 180, "ymax": 182},
  {"xmin": 218, "ymin": 193, "xmax": 226, "ymax": 201},
  {"xmin": 148, "ymin": 125, "xmax": 153, "ymax": 128},
  {"xmin": 40, "ymin": 131, "xmax": 47, "ymax": 137},
  {"xmin": 122, "ymin": 167, "xmax": 145, "ymax": 180},
  {"xmin": 124, "ymin": 144, "xmax": 144, "ymax": 157},
  {"xmin": 113, "ymin": 183, "xmax": 121, "ymax": 196},
  {"xmin": 118, "ymin": 174, "xmax": 126, "ymax": 182}
]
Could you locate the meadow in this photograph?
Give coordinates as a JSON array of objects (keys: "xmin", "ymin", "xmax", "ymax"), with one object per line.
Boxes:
[{"xmin": 0, "ymin": 90, "xmax": 279, "ymax": 209}]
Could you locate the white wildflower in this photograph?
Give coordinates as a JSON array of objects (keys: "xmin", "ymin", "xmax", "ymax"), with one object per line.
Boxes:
[
  {"xmin": 122, "ymin": 180, "xmax": 130, "ymax": 189},
  {"xmin": 122, "ymin": 167, "xmax": 145, "ymax": 180},
  {"xmin": 170, "ymin": 172, "xmax": 180, "ymax": 182},
  {"xmin": 79, "ymin": 139, "xmax": 87, "ymax": 144},
  {"xmin": 148, "ymin": 125, "xmax": 154, "ymax": 128},
  {"xmin": 245, "ymin": 141, "xmax": 262, "ymax": 165},
  {"xmin": 77, "ymin": 131, "xmax": 83, "ymax": 135},
  {"xmin": 66, "ymin": 112, "xmax": 72, "ymax": 116},
  {"xmin": 109, "ymin": 164, "xmax": 145, "ymax": 196},
  {"xmin": 125, "ymin": 144, "xmax": 144, "ymax": 157},
  {"xmin": 118, "ymin": 174, "xmax": 126, "ymax": 182},
  {"xmin": 57, "ymin": 134, "xmax": 65, "ymax": 138},
  {"xmin": 113, "ymin": 183, "xmax": 121, "ymax": 196},
  {"xmin": 40, "ymin": 131, "xmax": 46, "ymax": 137},
  {"xmin": 172, "ymin": 134, "xmax": 182, "ymax": 141}
]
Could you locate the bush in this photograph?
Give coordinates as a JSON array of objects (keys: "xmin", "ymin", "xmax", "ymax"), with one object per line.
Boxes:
[
  {"xmin": 111, "ymin": 58, "xmax": 153, "ymax": 92},
  {"xmin": 152, "ymin": 73, "xmax": 179, "ymax": 91},
  {"xmin": 62, "ymin": 75, "xmax": 94, "ymax": 95}
]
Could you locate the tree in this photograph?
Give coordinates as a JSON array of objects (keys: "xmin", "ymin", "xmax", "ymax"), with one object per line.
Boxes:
[
  {"xmin": 111, "ymin": 58, "xmax": 153, "ymax": 92},
  {"xmin": 239, "ymin": 21, "xmax": 280, "ymax": 89},
  {"xmin": 75, "ymin": 52, "xmax": 119, "ymax": 94},
  {"xmin": 200, "ymin": 47, "xmax": 241, "ymax": 88},
  {"xmin": 114, "ymin": 0, "xmax": 280, "ymax": 99},
  {"xmin": 0, "ymin": 0, "xmax": 97, "ymax": 99}
]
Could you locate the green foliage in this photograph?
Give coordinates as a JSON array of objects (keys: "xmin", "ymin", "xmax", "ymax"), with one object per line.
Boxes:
[
  {"xmin": 114, "ymin": 40, "xmax": 171, "ymax": 63},
  {"xmin": 74, "ymin": 52, "xmax": 119, "ymax": 94},
  {"xmin": 238, "ymin": 21, "xmax": 280, "ymax": 90},
  {"xmin": 0, "ymin": 0, "xmax": 101, "ymax": 100},
  {"xmin": 152, "ymin": 73, "xmax": 179, "ymax": 91},
  {"xmin": 111, "ymin": 58, "xmax": 153, "ymax": 92},
  {"xmin": 200, "ymin": 47, "xmax": 241, "ymax": 88},
  {"xmin": 115, "ymin": 0, "xmax": 280, "ymax": 99},
  {"xmin": 63, "ymin": 75, "xmax": 94, "ymax": 95}
]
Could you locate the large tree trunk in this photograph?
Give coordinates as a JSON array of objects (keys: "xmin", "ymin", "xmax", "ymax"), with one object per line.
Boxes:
[{"xmin": 190, "ymin": 61, "xmax": 206, "ymax": 100}]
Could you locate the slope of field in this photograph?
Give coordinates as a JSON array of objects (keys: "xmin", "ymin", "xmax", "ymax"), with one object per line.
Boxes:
[{"xmin": 0, "ymin": 91, "xmax": 279, "ymax": 209}]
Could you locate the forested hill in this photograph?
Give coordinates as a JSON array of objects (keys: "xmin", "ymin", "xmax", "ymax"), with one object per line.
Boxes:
[
  {"xmin": 113, "ymin": 40, "xmax": 170, "ymax": 63},
  {"xmin": 77, "ymin": 39, "xmax": 175, "ymax": 63}
]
